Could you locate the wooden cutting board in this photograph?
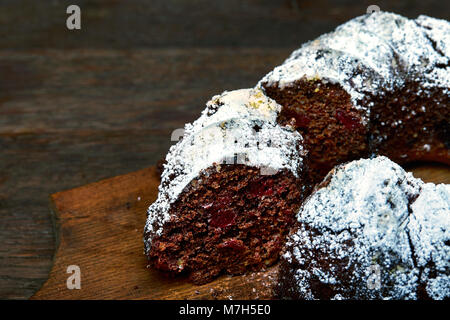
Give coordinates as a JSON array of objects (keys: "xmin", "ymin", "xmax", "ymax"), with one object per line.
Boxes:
[{"xmin": 31, "ymin": 163, "xmax": 450, "ymax": 300}]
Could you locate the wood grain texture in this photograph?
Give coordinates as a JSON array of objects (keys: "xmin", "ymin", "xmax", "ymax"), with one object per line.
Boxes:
[
  {"xmin": 2, "ymin": 0, "xmax": 448, "ymax": 50},
  {"xmin": 31, "ymin": 166, "xmax": 278, "ymax": 300},
  {"xmin": 0, "ymin": 0, "xmax": 449, "ymax": 299}
]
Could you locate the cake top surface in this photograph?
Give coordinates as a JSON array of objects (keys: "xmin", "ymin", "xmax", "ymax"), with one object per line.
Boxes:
[
  {"xmin": 294, "ymin": 156, "xmax": 420, "ymax": 260},
  {"xmin": 408, "ymin": 183, "xmax": 450, "ymax": 299},
  {"xmin": 284, "ymin": 156, "xmax": 449, "ymax": 299},
  {"xmin": 416, "ymin": 15, "xmax": 450, "ymax": 58},
  {"xmin": 299, "ymin": 157, "xmax": 420, "ymax": 234},
  {"xmin": 145, "ymin": 88, "xmax": 305, "ymax": 241},
  {"xmin": 260, "ymin": 12, "xmax": 450, "ymax": 119},
  {"xmin": 202, "ymin": 88, "xmax": 281, "ymax": 125}
]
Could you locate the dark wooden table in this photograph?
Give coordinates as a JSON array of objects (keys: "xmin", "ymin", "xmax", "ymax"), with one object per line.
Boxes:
[{"xmin": 0, "ymin": 0, "xmax": 448, "ymax": 299}]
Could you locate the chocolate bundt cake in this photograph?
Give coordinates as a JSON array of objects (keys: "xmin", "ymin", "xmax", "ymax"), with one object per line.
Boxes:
[
  {"xmin": 144, "ymin": 12, "xmax": 449, "ymax": 287},
  {"xmin": 260, "ymin": 12, "xmax": 449, "ymax": 182},
  {"xmin": 145, "ymin": 88, "xmax": 307, "ymax": 284},
  {"xmin": 278, "ymin": 156, "xmax": 449, "ymax": 300}
]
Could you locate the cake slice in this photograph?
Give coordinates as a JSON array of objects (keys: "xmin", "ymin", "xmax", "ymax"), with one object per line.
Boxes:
[{"xmin": 144, "ymin": 89, "xmax": 307, "ymax": 284}]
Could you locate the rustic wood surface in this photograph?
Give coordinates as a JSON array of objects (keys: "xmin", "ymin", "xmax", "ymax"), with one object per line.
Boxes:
[
  {"xmin": 0, "ymin": 0, "xmax": 449, "ymax": 299},
  {"xmin": 30, "ymin": 166, "xmax": 280, "ymax": 300},
  {"xmin": 30, "ymin": 164, "xmax": 449, "ymax": 300}
]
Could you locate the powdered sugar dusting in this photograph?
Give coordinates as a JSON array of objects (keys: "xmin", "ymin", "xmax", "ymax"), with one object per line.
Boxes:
[
  {"xmin": 145, "ymin": 89, "xmax": 305, "ymax": 247},
  {"xmin": 408, "ymin": 183, "xmax": 450, "ymax": 300},
  {"xmin": 283, "ymin": 156, "xmax": 449, "ymax": 299},
  {"xmin": 416, "ymin": 15, "xmax": 450, "ymax": 58},
  {"xmin": 259, "ymin": 12, "xmax": 450, "ymax": 120}
]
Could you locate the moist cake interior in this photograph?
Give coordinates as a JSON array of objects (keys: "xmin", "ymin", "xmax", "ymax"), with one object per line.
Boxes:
[
  {"xmin": 263, "ymin": 79, "xmax": 368, "ymax": 183},
  {"xmin": 146, "ymin": 165, "xmax": 304, "ymax": 284},
  {"xmin": 263, "ymin": 79, "xmax": 449, "ymax": 184}
]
